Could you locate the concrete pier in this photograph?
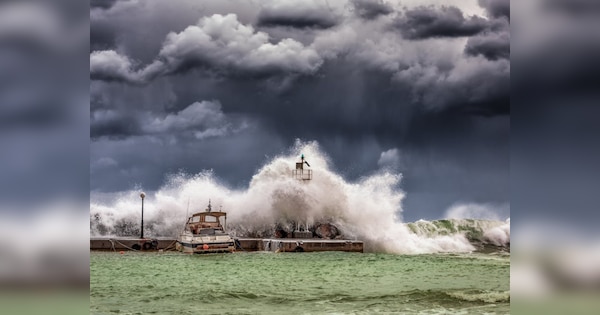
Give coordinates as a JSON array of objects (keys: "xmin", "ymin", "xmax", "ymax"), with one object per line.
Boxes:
[
  {"xmin": 90, "ymin": 237, "xmax": 176, "ymax": 251},
  {"xmin": 237, "ymin": 238, "xmax": 363, "ymax": 252},
  {"xmin": 91, "ymin": 237, "xmax": 363, "ymax": 253}
]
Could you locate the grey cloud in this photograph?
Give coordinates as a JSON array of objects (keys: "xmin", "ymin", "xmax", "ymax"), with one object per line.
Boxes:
[
  {"xmin": 465, "ymin": 31, "xmax": 509, "ymax": 60},
  {"xmin": 91, "ymin": 157, "xmax": 119, "ymax": 173},
  {"xmin": 350, "ymin": 0, "xmax": 393, "ymax": 20},
  {"xmin": 392, "ymin": 58, "xmax": 510, "ymax": 115},
  {"xmin": 90, "ymin": 50, "xmax": 141, "ymax": 83},
  {"xmin": 90, "ymin": 17, "xmax": 116, "ymax": 52},
  {"xmin": 91, "ymin": 99, "xmax": 244, "ymax": 141},
  {"xmin": 90, "ymin": 14, "xmax": 323, "ymax": 84},
  {"xmin": 478, "ymin": 0, "xmax": 509, "ymax": 20},
  {"xmin": 142, "ymin": 100, "xmax": 232, "ymax": 139},
  {"xmin": 91, "ymin": 108, "xmax": 141, "ymax": 139},
  {"xmin": 395, "ymin": 5, "xmax": 489, "ymax": 39},
  {"xmin": 91, "ymin": 0, "xmax": 119, "ymax": 10},
  {"xmin": 257, "ymin": 0, "xmax": 340, "ymax": 29},
  {"xmin": 90, "ymin": 0, "xmax": 264, "ymax": 61}
]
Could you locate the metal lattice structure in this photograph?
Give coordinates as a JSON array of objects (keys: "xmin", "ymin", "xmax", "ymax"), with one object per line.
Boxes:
[
  {"xmin": 293, "ymin": 154, "xmax": 312, "ymax": 180},
  {"xmin": 292, "ymin": 168, "xmax": 312, "ymax": 180}
]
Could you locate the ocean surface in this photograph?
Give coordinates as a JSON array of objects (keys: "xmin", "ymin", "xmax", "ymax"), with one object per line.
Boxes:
[{"xmin": 90, "ymin": 251, "xmax": 509, "ymax": 314}]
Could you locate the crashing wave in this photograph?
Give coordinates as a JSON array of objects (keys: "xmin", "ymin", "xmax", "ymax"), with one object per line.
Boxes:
[{"xmin": 91, "ymin": 140, "xmax": 509, "ymax": 254}]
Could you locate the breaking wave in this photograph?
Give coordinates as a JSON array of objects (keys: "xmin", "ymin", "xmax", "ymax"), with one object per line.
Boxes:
[
  {"xmin": 443, "ymin": 289, "xmax": 510, "ymax": 304},
  {"xmin": 408, "ymin": 218, "xmax": 510, "ymax": 248},
  {"xmin": 90, "ymin": 140, "xmax": 508, "ymax": 254}
]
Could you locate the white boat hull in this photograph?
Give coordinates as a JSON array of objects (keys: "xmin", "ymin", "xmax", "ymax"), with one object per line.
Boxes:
[{"xmin": 176, "ymin": 234, "xmax": 235, "ymax": 254}]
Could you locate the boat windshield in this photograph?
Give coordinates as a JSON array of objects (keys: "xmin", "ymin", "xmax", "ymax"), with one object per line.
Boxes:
[
  {"xmin": 204, "ymin": 216, "xmax": 217, "ymax": 222},
  {"xmin": 198, "ymin": 228, "xmax": 217, "ymax": 235}
]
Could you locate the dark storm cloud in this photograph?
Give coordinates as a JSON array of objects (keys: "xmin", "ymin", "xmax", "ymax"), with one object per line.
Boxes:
[
  {"xmin": 90, "ymin": 14, "xmax": 322, "ymax": 84},
  {"xmin": 90, "ymin": 1, "xmax": 510, "ymax": 221},
  {"xmin": 464, "ymin": 3, "xmax": 510, "ymax": 62},
  {"xmin": 478, "ymin": 0, "xmax": 510, "ymax": 20},
  {"xmin": 350, "ymin": 0, "xmax": 393, "ymax": 20},
  {"xmin": 256, "ymin": 0, "xmax": 340, "ymax": 29},
  {"xmin": 90, "ymin": 108, "xmax": 141, "ymax": 139},
  {"xmin": 90, "ymin": 16, "xmax": 116, "ymax": 52},
  {"xmin": 465, "ymin": 31, "xmax": 509, "ymax": 60},
  {"xmin": 395, "ymin": 5, "xmax": 489, "ymax": 39},
  {"xmin": 390, "ymin": 55, "xmax": 510, "ymax": 115},
  {"xmin": 91, "ymin": 98, "xmax": 246, "ymax": 141},
  {"xmin": 91, "ymin": 0, "xmax": 118, "ymax": 10}
]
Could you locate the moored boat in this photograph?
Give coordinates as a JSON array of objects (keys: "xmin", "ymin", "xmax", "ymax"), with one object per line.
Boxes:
[{"xmin": 176, "ymin": 201, "xmax": 235, "ymax": 253}]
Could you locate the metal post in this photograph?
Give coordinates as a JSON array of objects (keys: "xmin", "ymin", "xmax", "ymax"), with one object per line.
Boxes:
[{"xmin": 140, "ymin": 192, "xmax": 146, "ymax": 239}]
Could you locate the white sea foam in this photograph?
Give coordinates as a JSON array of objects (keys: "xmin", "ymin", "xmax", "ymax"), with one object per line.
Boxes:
[
  {"xmin": 91, "ymin": 140, "xmax": 508, "ymax": 254},
  {"xmin": 483, "ymin": 218, "xmax": 511, "ymax": 246}
]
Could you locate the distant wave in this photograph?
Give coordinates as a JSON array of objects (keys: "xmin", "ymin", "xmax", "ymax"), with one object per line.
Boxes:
[{"xmin": 407, "ymin": 218, "xmax": 510, "ymax": 249}]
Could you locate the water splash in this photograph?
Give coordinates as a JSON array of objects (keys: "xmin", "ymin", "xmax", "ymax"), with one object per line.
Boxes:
[
  {"xmin": 91, "ymin": 140, "xmax": 504, "ymax": 254},
  {"xmin": 483, "ymin": 218, "xmax": 510, "ymax": 246}
]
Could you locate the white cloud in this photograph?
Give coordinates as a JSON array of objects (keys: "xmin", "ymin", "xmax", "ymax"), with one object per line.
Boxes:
[{"xmin": 377, "ymin": 148, "xmax": 401, "ymax": 169}]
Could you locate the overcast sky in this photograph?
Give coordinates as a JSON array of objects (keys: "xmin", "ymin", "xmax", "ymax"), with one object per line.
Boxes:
[{"xmin": 89, "ymin": 0, "xmax": 510, "ymax": 221}]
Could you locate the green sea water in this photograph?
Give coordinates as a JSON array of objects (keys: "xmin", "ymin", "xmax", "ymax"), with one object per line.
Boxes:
[{"xmin": 90, "ymin": 251, "xmax": 509, "ymax": 314}]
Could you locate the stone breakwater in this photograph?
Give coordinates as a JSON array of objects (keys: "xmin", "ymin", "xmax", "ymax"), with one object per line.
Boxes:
[{"xmin": 90, "ymin": 218, "xmax": 509, "ymax": 253}]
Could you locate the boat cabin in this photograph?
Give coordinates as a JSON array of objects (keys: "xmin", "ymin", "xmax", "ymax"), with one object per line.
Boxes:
[{"xmin": 186, "ymin": 211, "xmax": 227, "ymax": 235}]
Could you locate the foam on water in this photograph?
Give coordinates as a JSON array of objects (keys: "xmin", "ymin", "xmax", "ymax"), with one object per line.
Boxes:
[
  {"xmin": 445, "ymin": 290, "xmax": 510, "ymax": 304},
  {"xmin": 483, "ymin": 218, "xmax": 510, "ymax": 246},
  {"xmin": 91, "ymin": 140, "xmax": 506, "ymax": 254}
]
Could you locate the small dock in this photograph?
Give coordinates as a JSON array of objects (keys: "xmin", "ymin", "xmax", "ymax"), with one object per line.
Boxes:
[{"xmin": 90, "ymin": 237, "xmax": 363, "ymax": 253}]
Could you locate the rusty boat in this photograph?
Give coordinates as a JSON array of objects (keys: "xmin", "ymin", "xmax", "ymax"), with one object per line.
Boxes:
[{"xmin": 176, "ymin": 200, "xmax": 235, "ymax": 254}]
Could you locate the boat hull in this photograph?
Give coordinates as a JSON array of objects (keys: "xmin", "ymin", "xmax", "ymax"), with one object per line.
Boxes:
[{"xmin": 176, "ymin": 240, "xmax": 235, "ymax": 254}]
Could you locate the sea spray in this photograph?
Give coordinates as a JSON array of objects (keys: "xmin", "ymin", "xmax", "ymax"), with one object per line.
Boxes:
[
  {"xmin": 91, "ymin": 141, "xmax": 498, "ymax": 254},
  {"xmin": 483, "ymin": 218, "xmax": 511, "ymax": 246},
  {"xmin": 408, "ymin": 218, "xmax": 510, "ymax": 250}
]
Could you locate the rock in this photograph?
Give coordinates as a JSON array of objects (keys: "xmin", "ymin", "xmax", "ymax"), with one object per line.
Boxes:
[
  {"xmin": 274, "ymin": 228, "xmax": 288, "ymax": 238},
  {"xmin": 314, "ymin": 223, "xmax": 339, "ymax": 239}
]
